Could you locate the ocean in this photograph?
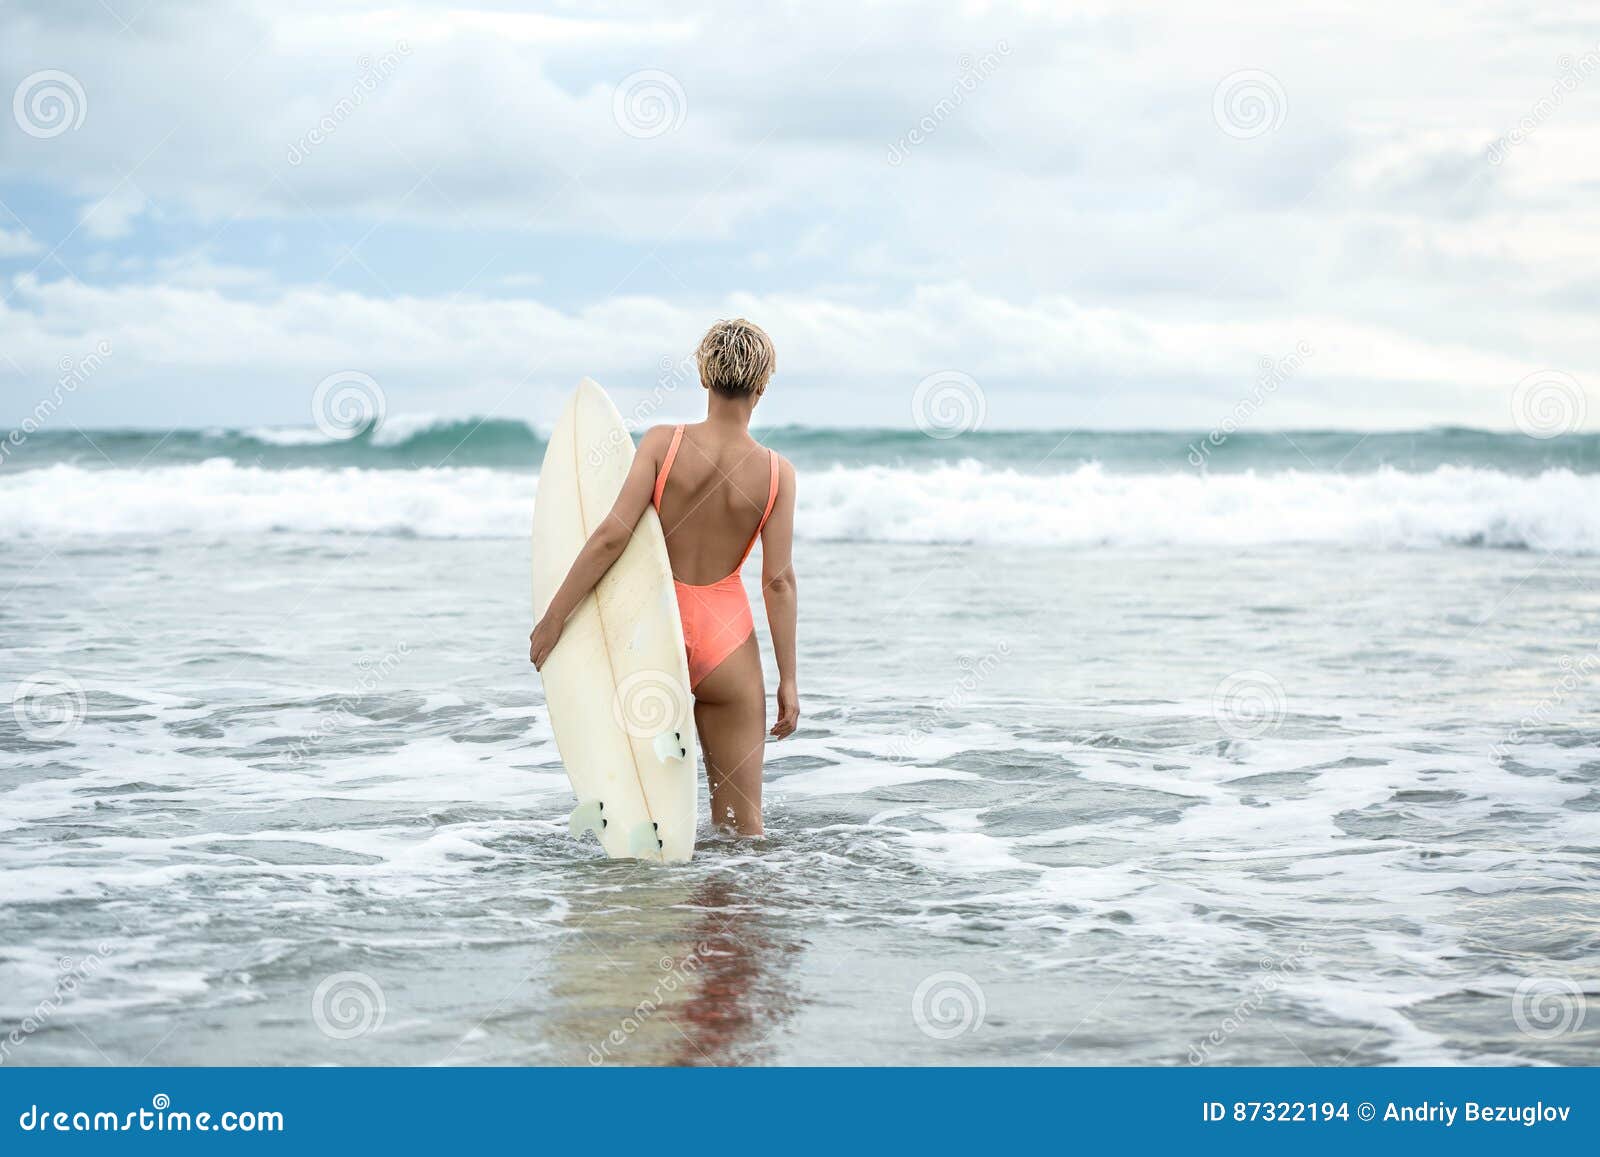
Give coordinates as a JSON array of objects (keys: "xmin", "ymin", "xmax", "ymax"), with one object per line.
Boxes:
[{"xmin": 1, "ymin": 420, "xmax": 1597, "ymax": 1066}]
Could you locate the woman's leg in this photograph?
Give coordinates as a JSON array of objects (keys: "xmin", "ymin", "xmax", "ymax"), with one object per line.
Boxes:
[{"xmin": 691, "ymin": 633, "xmax": 766, "ymax": 835}]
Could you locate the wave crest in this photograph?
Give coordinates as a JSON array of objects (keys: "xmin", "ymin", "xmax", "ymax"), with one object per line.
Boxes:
[{"xmin": 3, "ymin": 460, "xmax": 1598, "ymax": 551}]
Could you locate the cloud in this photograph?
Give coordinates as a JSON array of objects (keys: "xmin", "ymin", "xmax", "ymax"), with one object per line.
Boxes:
[
  {"xmin": 77, "ymin": 183, "xmax": 149, "ymax": 240},
  {"xmin": 0, "ymin": 228, "xmax": 44, "ymax": 257},
  {"xmin": 0, "ymin": 1, "xmax": 1595, "ymax": 428},
  {"xmin": 0, "ymin": 272, "xmax": 1546, "ymax": 429}
]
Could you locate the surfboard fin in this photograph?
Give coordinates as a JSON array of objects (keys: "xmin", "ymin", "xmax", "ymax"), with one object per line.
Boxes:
[
  {"xmin": 627, "ymin": 820, "xmax": 664, "ymax": 859},
  {"xmin": 568, "ymin": 799, "xmax": 606, "ymax": 843},
  {"xmin": 652, "ymin": 729, "xmax": 689, "ymax": 765}
]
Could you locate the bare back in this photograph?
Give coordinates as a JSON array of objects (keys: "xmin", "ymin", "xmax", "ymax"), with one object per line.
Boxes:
[{"xmin": 653, "ymin": 423, "xmax": 774, "ymax": 585}]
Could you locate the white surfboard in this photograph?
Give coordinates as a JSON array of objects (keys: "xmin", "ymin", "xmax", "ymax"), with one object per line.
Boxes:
[{"xmin": 531, "ymin": 379, "xmax": 698, "ymax": 862}]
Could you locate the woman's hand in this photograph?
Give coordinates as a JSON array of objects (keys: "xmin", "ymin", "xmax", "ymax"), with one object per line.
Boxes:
[
  {"xmin": 771, "ymin": 680, "xmax": 799, "ymax": 739},
  {"xmin": 528, "ymin": 615, "xmax": 564, "ymax": 669}
]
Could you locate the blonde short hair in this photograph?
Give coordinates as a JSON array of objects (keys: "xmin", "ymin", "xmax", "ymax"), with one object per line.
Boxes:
[{"xmin": 696, "ymin": 318, "xmax": 776, "ymax": 399}]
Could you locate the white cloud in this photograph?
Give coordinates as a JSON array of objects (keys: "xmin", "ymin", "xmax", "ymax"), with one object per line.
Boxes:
[
  {"xmin": 0, "ymin": 273, "xmax": 1551, "ymax": 429},
  {"xmin": 78, "ymin": 183, "xmax": 149, "ymax": 241},
  {"xmin": 0, "ymin": 228, "xmax": 43, "ymax": 257},
  {"xmin": 0, "ymin": 0, "xmax": 1595, "ymax": 427}
]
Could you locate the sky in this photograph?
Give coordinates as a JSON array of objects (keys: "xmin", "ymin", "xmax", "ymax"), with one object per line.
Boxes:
[{"xmin": 0, "ymin": 0, "xmax": 1596, "ymax": 432}]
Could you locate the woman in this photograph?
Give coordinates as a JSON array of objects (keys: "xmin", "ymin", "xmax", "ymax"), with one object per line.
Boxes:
[{"xmin": 529, "ymin": 319, "xmax": 798, "ymax": 836}]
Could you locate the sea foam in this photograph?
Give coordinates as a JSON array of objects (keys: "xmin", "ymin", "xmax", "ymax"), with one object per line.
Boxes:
[{"xmin": 3, "ymin": 459, "xmax": 1599, "ymax": 551}]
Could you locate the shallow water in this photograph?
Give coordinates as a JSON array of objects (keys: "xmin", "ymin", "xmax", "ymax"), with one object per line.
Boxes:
[{"xmin": 2, "ymin": 536, "xmax": 1597, "ymax": 1066}]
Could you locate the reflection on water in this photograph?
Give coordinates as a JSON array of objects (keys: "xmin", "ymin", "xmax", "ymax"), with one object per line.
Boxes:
[
  {"xmin": 545, "ymin": 871, "xmax": 803, "ymax": 1066},
  {"xmin": 666, "ymin": 875, "xmax": 804, "ymax": 1065}
]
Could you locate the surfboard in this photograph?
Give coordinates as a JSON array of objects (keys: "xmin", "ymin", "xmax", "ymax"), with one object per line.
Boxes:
[{"xmin": 531, "ymin": 379, "xmax": 698, "ymax": 862}]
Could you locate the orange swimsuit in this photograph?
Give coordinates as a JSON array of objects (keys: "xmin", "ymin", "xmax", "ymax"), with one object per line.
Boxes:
[{"xmin": 652, "ymin": 425, "xmax": 779, "ymax": 690}]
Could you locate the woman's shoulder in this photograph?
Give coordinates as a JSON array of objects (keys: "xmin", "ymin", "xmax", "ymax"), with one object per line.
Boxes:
[{"xmin": 638, "ymin": 423, "xmax": 682, "ymax": 449}]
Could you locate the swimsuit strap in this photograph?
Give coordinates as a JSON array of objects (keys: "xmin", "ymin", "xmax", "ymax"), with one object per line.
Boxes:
[
  {"xmin": 652, "ymin": 425, "xmax": 685, "ymax": 508},
  {"xmin": 738, "ymin": 450, "xmax": 780, "ymax": 565}
]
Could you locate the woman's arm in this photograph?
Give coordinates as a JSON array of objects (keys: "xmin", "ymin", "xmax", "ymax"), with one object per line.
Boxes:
[
  {"xmin": 760, "ymin": 456, "xmax": 799, "ymax": 738},
  {"xmin": 529, "ymin": 427, "xmax": 669, "ymax": 669}
]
